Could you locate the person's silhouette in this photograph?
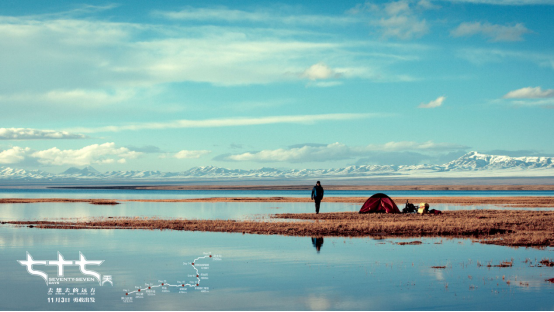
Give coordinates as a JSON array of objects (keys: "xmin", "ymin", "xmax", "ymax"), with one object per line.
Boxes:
[
  {"xmin": 311, "ymin": 237, "xmax": 324, "ymax": 253},
  {"xmin": 311, "ymin": 181, "xmax": 324, "ymax": 214}
]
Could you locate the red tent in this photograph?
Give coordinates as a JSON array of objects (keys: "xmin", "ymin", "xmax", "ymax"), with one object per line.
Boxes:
[{"xmin": 359, "ymin": 193, "xmax": 400, "ymax": 214}]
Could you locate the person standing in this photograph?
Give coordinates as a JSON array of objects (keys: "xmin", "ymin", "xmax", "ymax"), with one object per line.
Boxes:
[{"xmin": 311, "ymin": 181, "xmax": 324, "ymax": 214}]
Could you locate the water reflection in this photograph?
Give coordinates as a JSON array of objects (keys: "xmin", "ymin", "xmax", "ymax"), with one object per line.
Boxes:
[
  {"xmin": 311, "ymin": 237, "xmax": 324, "ymax": 253},
  {"xmin": 1, "ymin": 226, "xmax": 554, "ymax": 310},
  {"xmin": 0, "ymin": 202, "xmax": 359, "ymax": 222},
  {"xmin": 1, "ymin": 188, "xmax": 553, "ymax": 199},
  {"xmin": 2, "ymin": 202, "xmax": 551, "ymax": 223}
]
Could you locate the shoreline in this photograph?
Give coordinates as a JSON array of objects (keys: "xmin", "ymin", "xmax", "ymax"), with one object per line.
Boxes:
[
  {"xmin": 49, "ymin": 184, "xmax": 554, "ymax": 190},
  {"xmin": 1, "ymin": 196, "xmax": 554, "ymax": 207},
  {"xmin": 5, "ymin": 210, "xmax": 553, "ymax": 248}
]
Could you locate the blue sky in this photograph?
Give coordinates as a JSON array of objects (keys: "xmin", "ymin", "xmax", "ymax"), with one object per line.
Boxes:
[{"xmin": 0, "ymin": 0, "xmax": 553, "ymax": 172}]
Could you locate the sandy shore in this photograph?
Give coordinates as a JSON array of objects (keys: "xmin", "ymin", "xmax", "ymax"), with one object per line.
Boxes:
[
  {"xmin": 5, "ymin": 210, "xmax": 553, "ymax": 248},
  {"xmin": 1, "ymin": 196, "xmax": 553, "ymax": 207}
]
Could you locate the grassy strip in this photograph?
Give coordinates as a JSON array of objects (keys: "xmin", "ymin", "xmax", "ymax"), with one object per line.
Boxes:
[{"xmin": 4, "ymin": 210, "xmax": 553, "ymax": 248}]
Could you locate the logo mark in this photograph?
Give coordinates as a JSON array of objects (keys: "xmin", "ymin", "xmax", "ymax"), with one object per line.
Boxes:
[
  {"xmin": 18, "ymin": 252, "xmax": 108, "ymax": 286},
  {"xmin": 18, "ymin": 252, "xmax": 48, "ymax": 285}
]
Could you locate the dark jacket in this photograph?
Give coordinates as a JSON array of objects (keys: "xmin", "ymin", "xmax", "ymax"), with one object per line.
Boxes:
[{"xmin": 311, "ymin": 185, "xmax": 324, "ymax": 200}]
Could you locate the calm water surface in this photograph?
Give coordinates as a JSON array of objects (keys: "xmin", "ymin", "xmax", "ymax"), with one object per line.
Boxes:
[
  {"xmin": 1, "ymin": 189, "xmax": 553, "ymax": 310},
  {"xmin": 1, "ymin": 188, "xmax": 554, "ymax": 199},
  {"xmin": 1, "ymin": 202, "xmax": 553, "ymax": 222},
  {"xmin": 0, "ymin": 226, "xmax": 553, "ymax": 310}
]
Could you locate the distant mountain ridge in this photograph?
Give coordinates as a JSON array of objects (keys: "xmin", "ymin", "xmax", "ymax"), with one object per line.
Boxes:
[{"xmin": 1, "ymin": 151, "xmax": 554, "ymax": 181}]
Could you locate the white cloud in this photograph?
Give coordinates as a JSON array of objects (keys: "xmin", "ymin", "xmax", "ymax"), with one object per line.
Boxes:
[
  {"xmin": 454, "ymin": 47, "xmax": 554, "ymax": 68},
  {"xmin": 307, "ymin": 81, "xmax": 344, "ymax": 88},
  {"xmin": 350, "ymin": 0, "xmax": 431, "ymax": 40},
  {"xmin": 30, "ymin": 142, "xmax": 141, "ymax": 166},
  {"xmin": 31, "ymin": 4, "xmax": 120, "ymax": 19},
  {"xmin": 0, "ymin": 128, "xmax": 86, "ymax": 140},
  {"xmin": 226, "ymin": 143, "xmax": 351, "ymax": 162},
  {"xmin": 417, "ymin": 0, "xmax": 441, "ymax": 9},
  {"xmin": 451, "ymin": 22, "xmax": 530, "ymax": 42},
  {"xmin": 500, "ymin": 87, "xmax": 554, "ymax": 107},
  {"xmin": 385, "ymin": 1, "xmax": 412, "ymax": 15},
  {"xmin": 419, "ymin": 96, "xmax": 445, "ymax": 108},
  {"xmin": 507, "ymin": 98, "xmax": 554, "ymax": 106},
  {"xmin": 174, "ymin": 150, "xmax": 211, "ymax": 159},
  {"xmin": 0, "ymin": 147, "xmax": 30, "ymax": 164},
  {"xmin": 443, "ymin": 0, "xmax": 554, "ymax": 5},
  {"xmin": 377, "ymin": 141, "xmax": 463, "ymax": 151},
  {"xmin": 0, "ymin": 8, "xmax": 425, "ymax": 112},
  {"xmin": 301, "ymin": 63, "xmax": 341, "ymax": 80},
  {"xmin": 154, "ymin": 7, "xmax": 357, "ymax": 25},
  {"xmin": 503, "ymin": 86, "xmax": 554, "ymax": 99},
  {"xmin": 42, "ymin": 89, "xmax": 135, "ymax": 105},
  {"xmin": 66, "ymin": 113, "xmax": 376, "ymax": 133},
  {"xmin": 222, "ymin": 141, "xmax": 468, "ymax": 163},
  {"xmin": 0, "ymin": 87, "xmax": 143, "ymax": 108},
  {"xmin": 374, "ymin": 15, "xmax": 429, "ymax": 40}
]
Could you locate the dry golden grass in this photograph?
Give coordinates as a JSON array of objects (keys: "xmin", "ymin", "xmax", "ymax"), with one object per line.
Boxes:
[
  {"xmin": 396, "ymin": 241, "xmax": 422, "ymax": 245},
  {"xmin": 5, "ymin": 210, "xmax": 553, "ymax": 248},
  {"xmin": 487, "ymin": 261, "xmax": 513, "ymax": 267},
  {"xmin": 89, "ymin": 200, "xmax": 120, "ymax": 205}
]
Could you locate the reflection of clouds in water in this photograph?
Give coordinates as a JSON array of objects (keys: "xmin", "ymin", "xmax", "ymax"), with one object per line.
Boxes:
[
  {"xmin": 430, "ymin": 268, "xmax": 445, "ymax": 281},
  {"xmin": 135, "ymin": 288, "xmax": 305, "ymax": 310},
  {"xmin": 504, "ymin": 277, "xmax": 546, "ymax": 290},
  {"xmin": 0, "ymin": 202, "xmax": 359, "ymax": 222},
  {"xmin": 3, "ymin": 201, "xmax": 552, "ymax": 225},
  {"xmin": 0, "ymin": 228, "xmax": 37, "ymax": 247},
  {"xmin": 97, "ymin": 229, "xmax": 115, "ymax": 236},
  {"xmin": 305, "ymin": 295, "xmax": 331, "ymax": 310},
  {"xmin": 204, "ymin": 245, "xmax": 364, "ymax": 265},
  {"xmin": 147, "ymin": 288, "xmax": 376, "ymax": 311},
  {"xmin": 2, "ymin": 225, "xmax": 554, "ymax": 310},
  {"xmin": 396, "ymin": 292, "xmax": 419, "ymax": 306},
  {"xmin": 0, "ymin": 202, "xmax": 121, "ymax": 221},
  {"xmin": 419, "ymin": 259, "xmax": 451, "ymax": 282},
  {"xmin": 0, "ymin": 227, "xmax": 117, "ymax": 248}
]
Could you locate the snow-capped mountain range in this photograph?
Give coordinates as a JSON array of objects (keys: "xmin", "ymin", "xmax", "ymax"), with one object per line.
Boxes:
[{"xmin": 1, "ymin": 151, "xmax": 553, "ymax": 182}]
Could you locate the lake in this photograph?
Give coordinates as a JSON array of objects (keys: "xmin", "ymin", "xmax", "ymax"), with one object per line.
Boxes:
[
  {"xmin": 1, "ymin": 188, "xmax": 554, "ymax": 199},
  {"xmin": 0, "ymin": 189, "xmax": 553, "ymax": 310}
]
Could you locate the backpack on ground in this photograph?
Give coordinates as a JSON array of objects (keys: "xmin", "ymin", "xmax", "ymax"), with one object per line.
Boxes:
[{"xmin": 402, "ymin": 200, "xmax": 417, "ymax": 213}]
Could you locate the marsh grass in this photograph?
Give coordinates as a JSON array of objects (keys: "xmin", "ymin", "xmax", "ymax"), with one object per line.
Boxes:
[
  {"xmin": 6, "ymin": 210, "xmax": 554, "ymax": 248},
  {"xmin": 89, "ymin": 200, "xmax": 120, "ymax": 205}
]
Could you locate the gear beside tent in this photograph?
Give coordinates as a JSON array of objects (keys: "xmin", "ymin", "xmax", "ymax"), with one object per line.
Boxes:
[{"xmin": 359, "ymin": 193, "xmax": 400, "ymax": 214}]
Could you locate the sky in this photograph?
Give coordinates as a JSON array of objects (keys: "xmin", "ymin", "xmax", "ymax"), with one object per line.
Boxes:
[{"xmin": 0, "ymin": 0, "xmax": 553, "ymax": 173}]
